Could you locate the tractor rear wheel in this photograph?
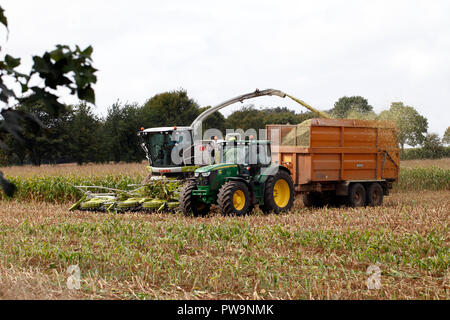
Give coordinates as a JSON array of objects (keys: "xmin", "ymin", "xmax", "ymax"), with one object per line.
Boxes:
[
  {"xmin": 218, "ymin": 181, "xmax": 251, "ymax": 215},
  {"xmin": 179, "ymin": 180, "xmax": 211, "ymax": 216},
  {"xmin": 260, "ymin": 170, "xmax": 294, "ymax": 214},
  {"xmin": 347, "ymin": 183, "xmax": 366, "ymax": 207},
  {"xmin": 366, "ymin": 182, "xmax": 383, "ymax": 206}
]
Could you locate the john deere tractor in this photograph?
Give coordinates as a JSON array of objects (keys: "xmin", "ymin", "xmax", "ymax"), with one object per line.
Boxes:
[{"xmin": 179, "ymin": 138, "xmax": 295, "ymax": 216}]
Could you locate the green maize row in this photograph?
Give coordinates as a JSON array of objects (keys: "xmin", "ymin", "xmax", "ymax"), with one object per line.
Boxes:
[
  {"xmin": 395, "ymin": 167, "xmax": 450, "ymax": 191},
  {"xmin": 0, "ymin": 167, "xmax": 448, "ymax": 203},
  {"xmin": 0, "ymin": 174, "xmax": 143, "ymax": 203}
]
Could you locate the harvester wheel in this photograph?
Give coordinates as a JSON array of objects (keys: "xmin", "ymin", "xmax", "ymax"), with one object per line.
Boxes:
[
  {"xmin": 179, "ymin": 180, "xmax": 211, "ymax": 216},
  {"xmin": 260, "ymin": 170, "xmax": 294, "ymax": 214},
  {"xmin": 348, "ymin": 183, "xmax": 366, "ymax": 207},
  {"xmin": 218, "ymin": 181, "xmax": 251, "ymax": 215},
  {"xmin": 366, "ymin": 183, "xmax": 383, "ymax": 206}
]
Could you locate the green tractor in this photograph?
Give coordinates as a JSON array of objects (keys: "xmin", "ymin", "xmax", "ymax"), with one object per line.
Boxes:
[{"xmin": 179, "ymin": 138, "xmax": 295, "ymax": 216}]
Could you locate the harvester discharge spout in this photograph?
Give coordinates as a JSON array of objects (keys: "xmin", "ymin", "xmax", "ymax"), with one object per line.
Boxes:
[{"xmin": 285, "ymin": 94, "xmax": 330, "ymax": 119}]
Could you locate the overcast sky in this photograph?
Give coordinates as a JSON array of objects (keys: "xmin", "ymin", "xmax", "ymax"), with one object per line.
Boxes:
[{"xmin": 2, "ymin": 0, "xmax": 449, "ymax": 136}]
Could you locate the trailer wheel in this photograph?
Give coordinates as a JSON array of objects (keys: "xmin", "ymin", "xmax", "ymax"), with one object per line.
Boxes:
[
  {"xmin": 179, "ymin": 180, "xmax": 211, "ymax": 216},
  {"xmin": 260, "ymin": 170, "xmax": 295, "ymax": 214},
  {"xmin": 218, "ymin": 181, "xmax": 251, "ymax": 215},
  {"xmin": 348, "ymin": 183, "xmax": 366, "ymax": 207},
  {"xmin": 366, "ymin": 183, "xmax": 383, "ymax": 206}
]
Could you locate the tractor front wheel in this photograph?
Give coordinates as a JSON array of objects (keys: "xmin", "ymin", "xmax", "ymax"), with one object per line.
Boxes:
[
  {"xmin": 260, "ymin": 170, "xmax": 295, "ymax": 214},
  {"xmin": 179, "ymin": 180, "xmax": 211, "ymax": 216},
  {"xmin": 217, "ymin": 181, "xmax": 251, "ymax": 215}
]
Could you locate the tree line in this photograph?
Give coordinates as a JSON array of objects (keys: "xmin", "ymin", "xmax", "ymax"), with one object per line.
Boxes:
[
  {"xmin": 0, "ymin": 90, "xmax": 316, "ymax": 166},
  {"xmin": 0, "ymin": 90, "xmax": 448, "ymax": 166}
]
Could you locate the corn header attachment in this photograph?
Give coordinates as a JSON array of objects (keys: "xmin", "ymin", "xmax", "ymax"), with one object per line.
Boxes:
[{"xmin": 69, "ymin": 178, "xmax": 181, "ymax": 213}]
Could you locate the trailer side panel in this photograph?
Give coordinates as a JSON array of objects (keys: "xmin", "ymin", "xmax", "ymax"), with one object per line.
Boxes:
[{"xmin": 266, "ymin": 119, "xmax": 400, "ymax": 190}]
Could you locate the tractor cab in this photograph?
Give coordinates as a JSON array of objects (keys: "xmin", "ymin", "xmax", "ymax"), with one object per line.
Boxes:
[
  {"xmin": 217, "ymin": 139, "xmax": 272, "ymax": 166},
  {"xmin": 204, "ymin": 139, "xmax": 273, "ymax": 178}
]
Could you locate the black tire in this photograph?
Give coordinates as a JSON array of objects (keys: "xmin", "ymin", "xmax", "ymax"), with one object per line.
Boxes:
[
  {"xmin": 328, "ymin": 194, "xmax": 344, "ymax": 207},
  {"xmin": 179, "ymin": 180, "xmax": 211, "ymax": 216},
  {"xmin": 366, "ymin": 183, "xmax": 383, "ymax": 206},
  {"xmin": 260, "ymin": 170, "xmax": 295, "ymax": 214},
  {"xmin": 302, "ymin": 191, "xmax": 342, "ymax": 208},
  {"xmin": 302, "ymin": 192, "xmax": 325, "ymax": 208},
  {"xmin": 347, "ymin": 183, "xmax": 366, "ymax": 207},
  {"xmin": 217, "ymin": 181, "xmax": 251, "ymax": 215}
]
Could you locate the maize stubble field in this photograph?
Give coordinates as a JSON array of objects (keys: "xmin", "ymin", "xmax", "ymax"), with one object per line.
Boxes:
[{"xmin": 0, "ymin": 159, "xmax": 448, "ymax": 300}]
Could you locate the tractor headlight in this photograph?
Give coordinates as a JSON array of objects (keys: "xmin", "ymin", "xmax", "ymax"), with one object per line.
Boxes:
[
  {"xmin": 194, "ymin": 172, "xmax": 200, "ymax": 177},
  {"xmin": 201, "ymin": 172, "xmax": 211, "ymax": 177}
]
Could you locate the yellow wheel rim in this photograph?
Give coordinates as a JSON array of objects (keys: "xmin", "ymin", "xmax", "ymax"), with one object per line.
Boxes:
[
  {"xmin": 273, "ymin": 179, "xmax": 290, "ymax": 208},
  {"xmin": 233, "ymin": 190, "xmax": 246, "ymax": 211}
]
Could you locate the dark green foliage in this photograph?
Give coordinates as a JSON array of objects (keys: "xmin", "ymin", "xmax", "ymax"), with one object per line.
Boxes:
[
  {"xmin": 8, "ymin": 102, "xmax": 73, "ymax": 165},
  {"xmin": 0, "ymin": 44, "xmax": 97, "ymax": 118},
  {"xmin": 379, "ymin": 102, "xmax": 428, "ymax": 151},
  {"xmin": 0, "ymin": 5, "xmax": 97, "ymax": 173},
  {"xmin": 404, "ymin": 147, "xmax": 450, "ymax": 160},
  {"xmin": 225, "ymin": 106, "xmax": 266, "ymax": 131},
  {"xmin": 199, "ymin": 106, "xmax": 226, "ymax": 134},
  {"xmin": 0, "ymin": 5, "xmax": 97, "ymax": 158},
  {"xmin": 141, "ymin": 89, "xmax": 200, "ymax": 127},
  {"xmin": 402, "ymin": 135, "xmax": 449, "ymax": 160},
  {"xmin": 443, "ymin": 126, "xmax": 450, "ymax": 145},
  {"xmin": 103, "ymin": 102, "xmax": 144, "ymax": 162},
  {"xmin": 331, "ymin": 96, "xmax": 373, "ymax": 118},
  {"xmin": 421, "ymin": 133, "xmax": 445, "ymax": 159},
  {"xmin": 262, "ymin": 107, "xmax": 315, "ymax": 125},
  {"xmin": 0, "ymin": 6, "xmax": 8, "ymax": 30},
  {"xmin": 225, "ymin": 105, "xmax": 315, "ymax": 131},
  {"xmin": 259, "ymin": 106, "xmax": 298, "ymax": 126},
  {"xmin": 65, "ymin": 103, "xmax": 103, "ymax": 165}
]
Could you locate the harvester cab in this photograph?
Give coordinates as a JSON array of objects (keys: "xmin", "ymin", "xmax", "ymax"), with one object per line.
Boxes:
[
  {"xmin": 138, "ymin": 126, "xmax": 199, "ymax": 178},
  {"xmin": 179, "ymin": 137, "xmax": 295, "ymax": 216}
]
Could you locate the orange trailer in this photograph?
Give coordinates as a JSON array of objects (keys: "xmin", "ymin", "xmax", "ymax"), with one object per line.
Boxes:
[{"xmin": 266, "ymin": 119, "xmax": 400, "ymax": 207}]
